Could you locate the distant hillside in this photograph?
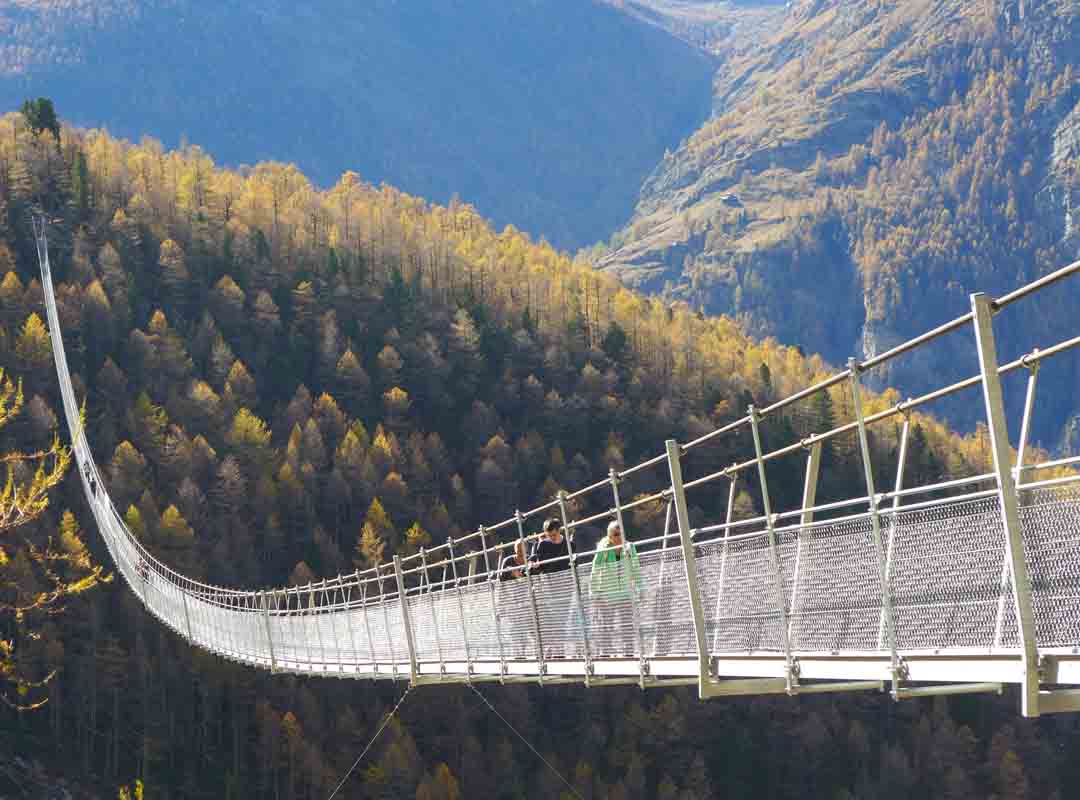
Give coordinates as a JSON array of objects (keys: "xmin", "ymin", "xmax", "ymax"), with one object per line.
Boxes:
[
  {"xmin": 599, "ymin": 0, "xmax": 1080, "ymax": 447},
  {"xmin": 0, "ymin": 0, "xmax": 715, "ymax": 250}
]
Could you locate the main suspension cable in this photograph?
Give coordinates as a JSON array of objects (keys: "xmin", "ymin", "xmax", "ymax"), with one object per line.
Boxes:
[
  {"xmin": 469, "ymin": 684, "xmax": 583, "ymax": 800},
  {"xmin": 327, "ymin": 686, "xmax": 413, "ymax": 800}
]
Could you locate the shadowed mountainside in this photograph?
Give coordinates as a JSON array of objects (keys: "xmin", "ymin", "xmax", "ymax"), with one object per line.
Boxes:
[{"xmin": 0, "ymin": 0, "xmax": 715, "ymax": 250}]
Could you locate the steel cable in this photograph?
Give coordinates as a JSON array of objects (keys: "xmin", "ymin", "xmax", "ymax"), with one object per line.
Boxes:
[
  {"xmin": 469, "ymin": 684, "xmax": 584, "ymax": 800},
  {"xmin": 326, "ymin": 686, "xmax": 412, "ymax": 800}
]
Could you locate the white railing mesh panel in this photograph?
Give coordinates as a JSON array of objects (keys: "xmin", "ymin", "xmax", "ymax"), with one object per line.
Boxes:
[
  {"xmin": 1023, "ymin": 484, "xmax": 1080, "ymax": 648},
  {"xmin": 459, "ymin": 581, "xmax": 499, "ymax": 660},
  {"xmin": 888, "ymin": 496, "xmax": 1013, "ymax": 651},
  {"xmin": 533, "ymin": 570, "xmax": 584, "ymax": 660},
  {"xmin": 34, "ymin": 232, "xmax": 1080, "ymax": 685},
  {"xmin": 640, "ymin": 547, "xmax": 696, "ymax": 658},
  {"xmin": 787, "ymin": 514, "xmax": 881, "ymax": 653},
  {"xmin": 494, "ymin": 577, "xmax": 536, "ymax": 660},
  {"xmin": 700, "ymin": 531, "xmax": 793, "ymax": 654}
]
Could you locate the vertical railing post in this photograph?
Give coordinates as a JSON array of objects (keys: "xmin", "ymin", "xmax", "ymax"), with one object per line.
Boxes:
[
  {"xmin": 481, "ymin": 524, "xmax": 507, "ymax": 679},
  {"xmin": 652, "ymin": 499, "xmax": 675, "ymax": 656},
  {"xmin": 971, "ymin": 293, "xmax": 1040, "ymax": 717},
  {"xmin": 747, "ymin": 409, "xmax": 796, "ymax": 692},
  {"xmin": 378, "ymin": 565, "xmax": 399, "ymax": 680},
  {"xmin": 788, "ymin": 442, "xmax": 822, "ymax": 649},
  {"xmin": 518, "ymin": 512, "xmax": 546, "ymax": 682},
  {"xmin": 231, "ymin": 595, "xmax": 242, "ymax": 662},
  {"xmin": 711, "ymin": 473, "xmax": 739, "ymax": 654},
  {"xmin": 295, "ymin": 587, "xmax": 311, "ymax": 671},
  {"xmin": 250, "ymin": 593, "xmax": 261, "ymax": 664},
  {"xmin": 238, "ymin": 594, "xmax": 251, "ymax": 664},
  {"xmin": 323, "ymin": 580, "xmax": 343, "ymax": 674},
  {"xmin": 420, "ymin": 548, "xmax": 445, "ymax": 678},
  {"xmin": 309, "ymin": 582, "xmax": 326, "ymax": 673},
  {"xmin": 198, "ymin": 588, "xmax": 212, "ymax": 658},
  {"xmin": 393, "ymin": 555, "xmax": 420, "ymax": 686},
  {"xmin": 849, "ymin": 360, "xmax": 901, "ymax": 694},
  {"xmin": 611, "ymin": 467, "xmax": 647, "ymax": 686},
  {"xmin": 479, "ymin": 524, "xmax": 503, "ymax": 682},
  {"xmin": 879, "ymin": 413, "xmax": 911, "ymax": 654},
  {"xmin": 447, "ymin": 536, "xmax": 473, "ymax": 676},
  {"xmin": 181, "ymin": 585, "xmax": 194, "ymax": 643},
  {"xmin": 225, "ymin": 592, "xmax": 237, "ymax": 662},
  {"xmin": 359, "ymin": 574, "xmax": 377, "ymax": 672},
  {"xmin": 1014, "ymin": 357, "xmax": 1040, "ymax": 488},
  {"xmin": 340, "ymin": 575, "xmax": 359, "ymax": 673},
  {"xmin": 665, "ymin": 440, "xmax": 711, "ymax": 698},
  {"xmin": 558, "ymin": 490, "xmax": 593, "ymax": 678},
  {"xmin": 995, "ymin": 359, "xmax": 1039, "ymax": 649},
  {"xmin": 260, "ymin": 590, "xmax": 277, "ymax": 673}
]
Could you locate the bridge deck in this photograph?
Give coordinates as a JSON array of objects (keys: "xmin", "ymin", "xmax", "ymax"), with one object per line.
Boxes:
[
  {"xmin": 33, "ymin": 221, "xmax": 1080, "ymax": 713},
  {"xmin": 95, "ymin": 477, "xmax": 1080, "ymax": 687}
]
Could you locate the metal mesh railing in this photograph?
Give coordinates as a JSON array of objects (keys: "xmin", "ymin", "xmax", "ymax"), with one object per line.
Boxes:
[
  {"xmin": 888, "ymin": 496, "xmax": 1014, "ymax": 652},
  {"xmin": 1023, "ymin": 484, "xmax": 1080, "ymax": 648},
  {"xmin": 33, "ymin": 221, "xmax": 1080, "ymax": 691}
]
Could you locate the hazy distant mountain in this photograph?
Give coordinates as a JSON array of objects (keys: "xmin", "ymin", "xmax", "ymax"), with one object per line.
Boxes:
[{"xmin": 0, "ymin": 0, "xmax": 715, "ymax": 249}]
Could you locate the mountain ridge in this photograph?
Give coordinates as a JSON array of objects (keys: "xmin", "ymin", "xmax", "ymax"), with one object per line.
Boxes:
[{"xmin": 0, "ymin": 0, "xmax": 715, "ymax": 250}]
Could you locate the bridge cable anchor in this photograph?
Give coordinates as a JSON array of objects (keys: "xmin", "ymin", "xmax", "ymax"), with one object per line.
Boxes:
[
  {"xmin": 785, "ymin": 658, "xmax": 802, "ymax": 695},
  {"xmin": 889, "ymin": 657, "xmax": 910, "ymax": 700},
  {"xmin": 638, "ymin": 655, "xmax": 650, "ymax": 691}
]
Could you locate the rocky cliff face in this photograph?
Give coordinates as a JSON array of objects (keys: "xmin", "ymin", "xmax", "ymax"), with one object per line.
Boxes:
[
  {"xmin": 1047, "ymin": 96, "xmax": 1080, "ymax": 451},
  {"xmin": 1052, "ymin": 99, "xmax": 1080, "ymax": 251}
]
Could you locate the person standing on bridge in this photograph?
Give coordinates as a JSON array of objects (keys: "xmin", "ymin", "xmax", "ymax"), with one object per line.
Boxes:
[
  {"xmin": 495, "ymin": 539, "xmax": 531, "ymax": 657},
  {"xmin": 85, "ymin": 462, "xmax": 97, "ymax": 499},
  {"xmin": 589, "ymin": 520, "xmax": 641, "ymax": 656},
  {"xmin": 498, "ymin": 539, "xmax": 528, "ymax": 581},
  {"xmin": 528, "ymin": 518, "xmax": 569, "ymax": 574},
  {"xmin": 527, "ymin": 518, "xmax": 576, "ymax": 658}
]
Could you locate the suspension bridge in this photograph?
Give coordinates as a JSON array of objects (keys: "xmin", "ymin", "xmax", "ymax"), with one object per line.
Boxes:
[{"xmin": 32, "ymin": 221, "xmax": 1080, "ymax": 718}]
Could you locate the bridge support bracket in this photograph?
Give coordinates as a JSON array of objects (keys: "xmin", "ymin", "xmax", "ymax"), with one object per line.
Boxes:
[
  {"xmin": 700, "ymin": 678, "xmax": 884, "ymax": 699},
  {"xmin": 894, "ymin": 683, "xmax": 1003, "ymax": 700},
  {"xmin": 1036, "ymin": 689, "xmax": 1080, "ymax": 714}
]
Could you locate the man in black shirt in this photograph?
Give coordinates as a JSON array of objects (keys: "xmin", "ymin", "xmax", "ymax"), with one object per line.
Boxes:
[
  {"xmin": 529, "ymin": 517, "xmax": 570, "ymax": 573},
  {"xmin": 527, "ymin": 517, "xmax": 586, "ymax": 660}
]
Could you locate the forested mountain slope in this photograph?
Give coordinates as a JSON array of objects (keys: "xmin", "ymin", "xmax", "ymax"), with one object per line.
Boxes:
[
  {"xmin": 0, "ymin": 117, "xmax": 1072, "ymax": 798},
  {"xmin": 0, "ymin": 0, "xmax": 715, "ymax": 251},
  {"xmin": 600, "ymin": 0, "xmax": 1080, "ymax": 448}
]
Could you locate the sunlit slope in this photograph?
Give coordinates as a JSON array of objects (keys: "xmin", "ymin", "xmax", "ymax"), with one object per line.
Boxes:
[{"xmin": 600, "ymin": 0, "xmax": 1080, "ymax": 444}]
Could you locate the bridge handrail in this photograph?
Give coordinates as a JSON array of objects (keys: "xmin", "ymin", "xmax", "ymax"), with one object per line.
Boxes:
[
  {"xmin": 33, "ymin": 221, "xmax": 1080, "ymax": 714},
  {"xmin": 39, "ymin": 226, "xmax": 1080, "ymax": 601}
]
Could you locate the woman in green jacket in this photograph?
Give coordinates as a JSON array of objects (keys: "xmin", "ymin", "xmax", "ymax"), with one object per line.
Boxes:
[{"xmin": 589, "ymin": 520, "xmax": 642, "ymax": 656}]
